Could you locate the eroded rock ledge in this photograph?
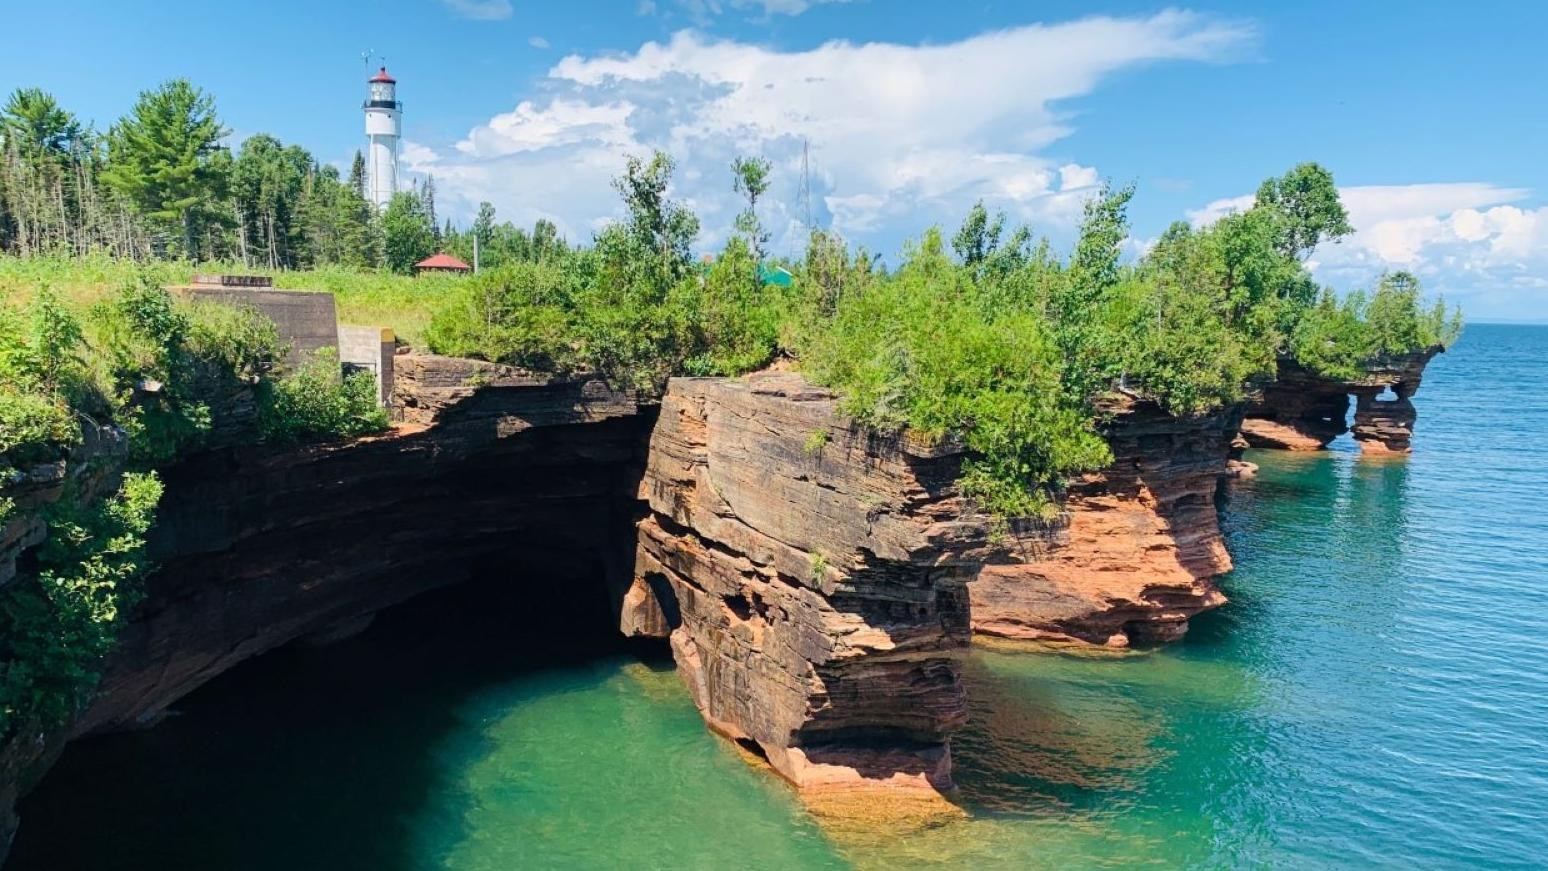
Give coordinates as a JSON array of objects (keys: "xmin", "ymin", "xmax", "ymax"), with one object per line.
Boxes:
[
  {"xmin": 1242, "ymin": 349, "xmax": 1440, "ymax": 454},
  {"xmin": 0, "ymin": 355, "xmax": 652, "ymax": 846},
  {"xmin": 622, "ymin": 373, "xmax": 994, "ymax": 798},
  {"xmin": 969, "ymin": 396, "xmax": 1237, "ymax": 648}
]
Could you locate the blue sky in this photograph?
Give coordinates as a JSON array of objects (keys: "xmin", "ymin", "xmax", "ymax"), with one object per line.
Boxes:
[{"xmin": 4, "ymin": 1, "xmax": 1545, "ymax": 319}]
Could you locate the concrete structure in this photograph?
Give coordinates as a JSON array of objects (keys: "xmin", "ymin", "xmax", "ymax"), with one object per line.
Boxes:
[
  {"xmin": 338, "ymin": 326, "xmax": 397, "ymax": 405},
  {"xmin": 364, "ymin": 67, "xmax": 401, "ymax": 210},
  {"xmin": 173, "ymin": 276, "xmax": 395, "ymax": 407},
  {"xmin": 172, "ymin": 277, "xmax": 338, "ymax": 371}
]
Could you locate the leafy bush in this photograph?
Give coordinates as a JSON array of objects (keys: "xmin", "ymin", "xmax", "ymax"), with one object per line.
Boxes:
[
  {"xmin": 795, "ymin": 230, "xmax": 1111, "ymax": 518},
  {"xmin": 1290, "ymin": 273, "xmax": 1463, "ymax": 379},
  {"xmin": 1365, "ymin": 271, "xmax": 1463, "ymax": 356},
  {"xmin": 424, "ymin": 261, "xmax": 584, "ymax": 372},
  {"xmin": 94, "ymin": 273, "xmax": 284, "ymax": 464},
  {"xmin": 423, "ymin": 180, "xmax": 784, "ymax": 390},
  {"xmin": 260, "ymin": 348, "xmax": 388, "ymax": 444},
  {"xmin": 676, "ymin": 237, "xmax": 784, "ymax": 376},
  {"xmin": 1093, "ymin": 278, "xmax": 1262, "ymax": 416},
  {"xmin": 0, "ymin": 289, "xmax": 87, "ymax": 465},
  {"xmin": 0, "ymin": 387, "xmax": 75, "ymax": 461},
  {"xmin": 0, "ymin": 472, "xmax": 162, "ymax": 734}
]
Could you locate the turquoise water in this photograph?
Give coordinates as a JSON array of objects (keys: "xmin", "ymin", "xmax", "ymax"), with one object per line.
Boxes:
[{"xmin": 11, "ymin": 324, "xmax": 1547, "ymax": 869}]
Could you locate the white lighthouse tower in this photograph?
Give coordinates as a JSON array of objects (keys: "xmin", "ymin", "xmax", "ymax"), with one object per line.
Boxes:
[{"xmin": 363, "ymin": 66, "xmax": 401, "ymax": 210}]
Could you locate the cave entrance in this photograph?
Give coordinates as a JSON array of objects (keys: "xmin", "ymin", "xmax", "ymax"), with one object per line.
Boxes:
[{"xmin": 8, "ymin": 565, "xmax": 671, "ymax": 870}]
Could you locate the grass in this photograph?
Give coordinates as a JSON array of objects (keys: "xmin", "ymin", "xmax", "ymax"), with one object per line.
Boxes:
[{"xmin": 0, "ymin": 254, "xmax": 463, "ymax": 347}]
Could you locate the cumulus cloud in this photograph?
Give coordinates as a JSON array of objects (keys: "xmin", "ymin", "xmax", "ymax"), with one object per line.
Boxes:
[
  {"xmin": 441, "ymin": 0, "xmax": 513, "ymax": 21},
  {"xmin": 407, "ymin": 11, "xmax": 1253, "ymax": 255},
  {"xmin": 1189, "ymin": 183, "xmax": 1547, "ymax": 319},
  {"xmin": 529, "ymin": 36, "xmax": 551, "ymax": 49}
]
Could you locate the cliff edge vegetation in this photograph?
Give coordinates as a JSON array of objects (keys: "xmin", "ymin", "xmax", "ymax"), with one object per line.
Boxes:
[
  {"xmin": 415, "ymin": 158, "xmax": 1461, "ymax": 517},
  {"xmin": 0, "ymin": 275, "xmax": 386, "ymax": 739}
]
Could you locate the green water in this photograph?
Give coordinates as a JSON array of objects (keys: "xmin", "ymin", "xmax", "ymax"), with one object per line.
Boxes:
[{"xmin": 11, "ymin": 324, "xmax": 1548, "ymax": 869}]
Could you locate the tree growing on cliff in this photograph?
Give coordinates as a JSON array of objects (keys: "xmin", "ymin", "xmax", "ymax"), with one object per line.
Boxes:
[
  {"xmin": 1254, "ymin": 162, "xmax": 1353, "ymax": 261},
  {"xmin": 606, "ymin": 151, "xmax": 700, "ymax": 294},
  {"xmin": 731, "ymin": 155, "xmax": 771, "ymax": 263}
]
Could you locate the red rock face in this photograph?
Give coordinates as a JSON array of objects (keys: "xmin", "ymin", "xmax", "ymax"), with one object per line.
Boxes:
[
  {"xmin": 970, "ymin": 397, "xmax": 1237, "ymax": 648},
  {"xmin": 624, "ymin": 374, "xmax": 994, "ymax": 799},
  {"xmin": 1243, "ymin": 349, "xmax": 1440, "ymax": 455}
]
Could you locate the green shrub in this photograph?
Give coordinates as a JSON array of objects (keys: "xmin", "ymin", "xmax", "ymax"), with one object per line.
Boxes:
[
  {"xmin": 1093, "ymin": 277, "xmax": 1263, "ymax": 416},
  {"xmin": 1289, "ymin": 288, "xmax": 1371, "ymax": 380},
  {"xmin": 0, "ymin": 387, "xmax": 76, "ymax": 462},
  {"xmin": 795, "ymin": 229, "xmax": 1111, "ymax": 519},
  {"xmin": 677, "ymin": 237, "xmax": 783, "ymax": 377},
  {"xmin": 95, "ymin": 273, "xmax": 285, "ymax": 464},
  {"xmin": 424, "ymin": 261, "xmax": 582, "ymax": 371},
  {"xmin": 0, "ymin": 471, "xmax": 162, "ymax": 734},
  {"xmin": 1289, "ymin": 273, "xmax": 1463, "ymax": 379},
  {"xmin": 260, "ymin": 348, "xmax": 388, "ymax": 444},
  {"xmin": 0, "ymin": 292, "xmax": 87, "ymax": 465},
  {"xmin": 1365, "ymin": 271, "xmax": 1463, "ymax": 357}
]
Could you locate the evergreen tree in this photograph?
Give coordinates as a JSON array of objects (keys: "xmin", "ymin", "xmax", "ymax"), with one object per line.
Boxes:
[
  {"xmin": 422, "ymin": 174, "xmax": 439, "ymax": 241},
  {"xmin": 102, "ymin": 79, "xmax": 227, "ymax": 258},
  {"xmin": 473, "ymin": 201, "xmax": 496, "ymax": 246},
  {"xmin": 348, "ymin": 151, "xmax": 368, "ymax": 201},
  {"xmin": 231, "ymin": 134, "xmax": 311, "ymax": 267},
  {"xmin": 381, "ymin": 190, "xmax": 435, "ymax": 273}
]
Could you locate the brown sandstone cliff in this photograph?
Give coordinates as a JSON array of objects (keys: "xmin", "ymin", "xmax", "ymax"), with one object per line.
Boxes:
[
  {"xmin": 0, "ymin": 355, "xmax": 651, "ymax": 848},
  {"xmin": 621, "ymin": 373, "xmax": 994, "ymax": 799},
  {"xmin": 969, "ymin": 396, "xmax": 1237, "ymax": 648},
  {"xmin": 1242, "ymin": 349, "xmax": 1440, "ymax": 454}
]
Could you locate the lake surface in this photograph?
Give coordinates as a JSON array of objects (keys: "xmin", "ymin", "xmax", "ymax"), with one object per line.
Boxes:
[{"xmin": 11, "ymin": 324, "xmax": 1547, "ymax": 869}]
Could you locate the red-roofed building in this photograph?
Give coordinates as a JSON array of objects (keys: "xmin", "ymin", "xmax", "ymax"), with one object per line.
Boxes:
[{"xmin": 415, "ymin": 253, "xmax": 472, "ymax": 275}]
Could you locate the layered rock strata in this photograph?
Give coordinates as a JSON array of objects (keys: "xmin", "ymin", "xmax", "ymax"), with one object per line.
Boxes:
[
  {"xmin": 623, "ymin": 373, "xmax": 993, "ymax": 797},
  {"xmin": 1242, "ymin": 349, "xmax": 1440, "ymax": 454},
  {"xmin": 0, "ymin": 355, "xmax": 651, "ymax": 846},
  {"xmin": 970, "ymin": 396, "xmax": 1238, "ymax": 647}
]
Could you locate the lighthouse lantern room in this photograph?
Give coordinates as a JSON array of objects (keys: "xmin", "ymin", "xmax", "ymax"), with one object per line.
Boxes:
[{"xmin": 363, "ymin": 67, "xmax": 401, "ymax": 210}]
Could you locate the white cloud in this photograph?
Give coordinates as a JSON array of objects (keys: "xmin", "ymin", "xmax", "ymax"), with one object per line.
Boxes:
[
  {"xmin": 400, "ymin": 141, "xmax": 440, "ymax": 167},
  {"xmin": 410, "ymin": 12, "xmax": 1253, "ymax": 256},
  {"xmin": 673, "ymin": 0, "xmax": 854, "ymax": 19},
  {"xmin": 441, "ymin": 0, "xmax": 513, "ymax": 20},
  {"xmin": 1189, "ymin": 182, "xmax": 1548, "ymax": 320},
  {"xmin": 529, "ymin": 36, "xmax": 551, "ymax": 49},
  {"xmin": 1185, "ymin": 193, "xmax": 1253, "ymax": 227}
]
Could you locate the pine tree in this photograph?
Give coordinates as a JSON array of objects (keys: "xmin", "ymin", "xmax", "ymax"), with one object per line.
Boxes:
[
  {"xmin": 102, "ymin": 79, "xmax": 227, "ymax": 258},
  {"xmin": 422, "ymin": 174, "xmax": 439, "ymax": 241},
  {"xmin": 349, "ymin": 151, "xmax": 368, "ymax": 201}
]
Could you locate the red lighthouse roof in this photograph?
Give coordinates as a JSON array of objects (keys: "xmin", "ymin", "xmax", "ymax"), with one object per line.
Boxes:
[{"xmin": 369, "ymin": 66, "xmax": 396, "ymax": 84}]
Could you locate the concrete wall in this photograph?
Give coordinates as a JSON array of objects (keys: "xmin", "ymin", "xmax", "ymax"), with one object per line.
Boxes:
[
  {"xmin": 172, "ymin": 287, "xmax": 338, "ymax": 370},
  {"xmin": 338, "ymin": 326, "xmax": 396, "ymax": 406}
]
